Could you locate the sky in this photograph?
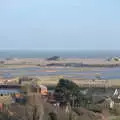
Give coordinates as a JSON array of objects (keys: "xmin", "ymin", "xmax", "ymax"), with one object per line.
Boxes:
[{"xmin": 0, "ymin": 0, "xmax": 120, "ymax": 50}]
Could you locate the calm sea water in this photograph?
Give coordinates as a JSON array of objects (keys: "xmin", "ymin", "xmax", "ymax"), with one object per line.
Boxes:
[{"xmin": 0, "ymin": 50, "xmax": 120, "ymax": 59}]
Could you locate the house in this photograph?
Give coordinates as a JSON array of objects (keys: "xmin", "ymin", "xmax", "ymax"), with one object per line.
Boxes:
[
  {"xmin": 112, "ymin": 89, "xmax": 120, "ymax": 103},
  {"xmin": 31, "ymin": 84, "xmax": 48, "ymax": 96},
  {"xmin": 0, "ymin": 85, "xmax": 21, "ymax": 105}
]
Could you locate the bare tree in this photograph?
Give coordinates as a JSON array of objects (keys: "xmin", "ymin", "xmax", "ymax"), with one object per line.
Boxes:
[{"xmin": 8, "ymin": 94, "xmax": 44, "ymax": 120}]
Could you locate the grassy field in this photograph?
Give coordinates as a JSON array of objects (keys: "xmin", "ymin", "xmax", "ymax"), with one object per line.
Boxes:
[
  {"xmin": 1, "ymin": 75, "xmax": 120, "ymax": 89},
  {"xmin": 32, "ymin": 76, "xmax": 120, "ymax": 88}
]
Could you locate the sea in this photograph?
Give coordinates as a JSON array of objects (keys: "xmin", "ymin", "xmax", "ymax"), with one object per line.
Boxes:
[{"xmin": 0, "ymin": 50, "xmax": 120, "ymax": 59}]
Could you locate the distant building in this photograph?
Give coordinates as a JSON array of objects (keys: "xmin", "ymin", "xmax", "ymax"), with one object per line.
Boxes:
[
  {"xmin": 32, "ymin": 84, "xmax": 48, "ymax": 96},
  {"xmin": 0, "ymin": 85, "xmax": 21, "ymax": 96},
  {"xmin": 0, "ymin": 85, "xmax": 21, "ymax": 104}
]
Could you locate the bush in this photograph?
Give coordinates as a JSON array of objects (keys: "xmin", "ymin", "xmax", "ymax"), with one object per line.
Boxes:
[
  {"xmin": 110, "ymin": 104, "xmax": 120, "ymax": 115},
  {"xmin": 49, "ymin": 112, "xmax": 57, "ymax": 120},
  {"xmin": 0, "ymin": 112, "xmax": 17, "ymax": 120}
]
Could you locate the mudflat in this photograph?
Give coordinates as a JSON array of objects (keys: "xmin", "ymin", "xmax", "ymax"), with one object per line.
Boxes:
[
  {"xmin": 0, "ymin": 58, "xmax": 120, "ymax": 87},
  {"xmin": 3, "ymin": 58, "xmax": 120, "ymax": 66}
]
